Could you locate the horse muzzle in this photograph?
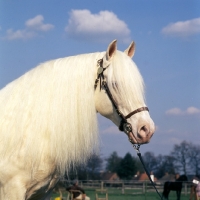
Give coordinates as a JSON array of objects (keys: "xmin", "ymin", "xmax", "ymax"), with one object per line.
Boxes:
[{"xmin": 119, "ymin": 121, "xmax": 154, "ymax": 144}]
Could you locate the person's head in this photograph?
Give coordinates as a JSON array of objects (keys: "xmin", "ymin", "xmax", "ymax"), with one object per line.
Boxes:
[{"xmin": 72, "ymin": 179, "xmax": 78, "ymax": 186}]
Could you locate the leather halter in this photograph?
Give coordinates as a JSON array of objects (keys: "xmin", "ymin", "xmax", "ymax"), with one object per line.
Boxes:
[
  {"xmin": 94, "ymin": 59, "xmax": 149, "ymax": 141},
  {"xmin": 94, "ymin": 59, "xmax": 163, "ymax": 199}
]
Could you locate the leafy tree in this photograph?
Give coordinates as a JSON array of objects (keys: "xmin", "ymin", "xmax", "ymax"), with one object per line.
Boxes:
[
  {"xmin": 73, "ymin": 164, "xmax": 88, "ymax": 180},
  {"xmin": 105, "ymin": 151, "xmax": 122, "ymax": 173},
  {"xmin": 65, "ymin": 164, "xmax": 87, "ymax": 180},
  {"xmin": 117, "ymin": 152, "xmax": 137, "ymax": 180},
  {"xmin": 86, "ymin": 154, "xmax": 103, "ymax": 179},
  {"xmin": 67, "ymin": 153, "xmax": 103, "ymax": 180},
  {"xmin": 134, "ymin": 156, "xmax": 145, "ymax": 173}
]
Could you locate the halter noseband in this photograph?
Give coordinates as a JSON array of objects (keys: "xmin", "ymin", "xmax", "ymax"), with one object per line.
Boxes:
[
  {"xmin": 94, "ymin": 58, "xmax": 163, "ymax": 199},
  {"xmin": 94, "ymin": 59, "xmax": 149, "ymax": 143}
]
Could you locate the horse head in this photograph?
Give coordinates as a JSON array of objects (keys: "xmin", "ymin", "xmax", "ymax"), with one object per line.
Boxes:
[
  {"xmin": 177, "ymin": 175, "xmax": 188, "ymax": 182},
  {"xmin": 95, "ymin": 40, "xmax": 155, "ymax": 144}
]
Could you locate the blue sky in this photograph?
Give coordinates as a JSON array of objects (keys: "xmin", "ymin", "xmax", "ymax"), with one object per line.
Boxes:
[{"xmin": 0, "ymin": 0, "xmax": 200, "ymax": 159}]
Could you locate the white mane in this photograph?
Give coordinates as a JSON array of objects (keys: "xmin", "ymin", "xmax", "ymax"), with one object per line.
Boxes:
[
  {"xmin": 0, "ymin": 53, "xmax": 103, "ymax": 174},
  {"xmin": 0, "ymin": 50, "xmax": 145, "ymax": 175},
  {"xmin": 107, "ymin": 51, "xmax": 145, "ymax": 115}
]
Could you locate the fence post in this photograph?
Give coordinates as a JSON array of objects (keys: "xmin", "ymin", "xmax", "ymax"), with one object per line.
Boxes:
[
  {"xmin": 101, "ymin": 181, "xmax": 104, "ymax": 190},
  {"xmin": 185, "ymin": 183, "xmax": 187, "ymax": 195},
  {"xmin": 145, "ymin": 181, "xmax": 147, "ymax": 200},
  {"xmin": 122, "ymin": 182, "xmax": 124, "ymax": 194},
  {"xmin": 142, "ymin": 181, "xmax": 145, "ymax": 193}
]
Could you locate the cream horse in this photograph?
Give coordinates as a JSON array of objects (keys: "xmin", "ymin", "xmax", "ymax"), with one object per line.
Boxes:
[{"xmin": 0, "ymin": 40, "xmax": 155, "ymax": 199}]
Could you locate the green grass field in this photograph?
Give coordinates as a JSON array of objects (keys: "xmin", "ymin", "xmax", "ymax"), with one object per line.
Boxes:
[{"xmin": 51, "ymin": 188, "xmax": 191, "ymax": 200}]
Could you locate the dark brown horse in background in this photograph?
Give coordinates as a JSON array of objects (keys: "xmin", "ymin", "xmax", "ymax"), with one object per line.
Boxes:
[{"xmin": 162, "ymin": 174, "xmax": 188, "ymax": 200}]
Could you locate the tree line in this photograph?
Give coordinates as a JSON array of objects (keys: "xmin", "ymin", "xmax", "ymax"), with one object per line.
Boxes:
[{"xmin": 67, "ymin": 140, "xmax": 200, "ymax": 180}]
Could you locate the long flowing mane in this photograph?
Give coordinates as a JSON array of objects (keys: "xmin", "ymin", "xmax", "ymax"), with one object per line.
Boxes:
[
  {"xmin": 0, "ymin": 53, "xmax": 104, "ymax": 174},
  {"xmin": 0, "ymin": 40, "xmax": 155, "ymax": 200},
  {"xmin": 0, "ymin": 50, "xmax": 145, "ymax": 175}
]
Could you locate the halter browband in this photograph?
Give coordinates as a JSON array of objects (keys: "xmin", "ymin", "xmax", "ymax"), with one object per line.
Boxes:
[{"xmin": 94, "ymin": 58, "xmax": 149, "ymax": 142}]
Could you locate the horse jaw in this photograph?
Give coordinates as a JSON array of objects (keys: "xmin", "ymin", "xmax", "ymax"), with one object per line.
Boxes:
[{"xmin": 95, "ymin": 88, "xmax": 120, "ymax": 121}]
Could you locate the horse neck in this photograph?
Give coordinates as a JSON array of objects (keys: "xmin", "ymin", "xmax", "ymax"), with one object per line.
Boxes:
[{"xmin": 176, "ymin": 176, "xmax": 187, "ymax": 182}]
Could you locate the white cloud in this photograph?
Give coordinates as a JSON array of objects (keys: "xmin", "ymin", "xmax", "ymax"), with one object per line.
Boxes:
[
  {"xmin": 165, "ymin": 106, "xmax": 200, "ymax": 116},
  {"xmin": 165, "ymin": 108, "xmax": 183, "ymax": 115},
  {"xmin": 4, "ymin": 15, "xmax": 54, "ymax": 40},
  {"xmin": 161, "ymin": 17, "xmax": 200, "ymax": 37},
  {"xmin": 186, "ymin": 106, "xmax": 200, "ymax": 115},
  {"xmin": 25, "ymin": 15, "xmax": 54, "ymax": 31},
  {"xmin": 5, "ymin": 29, "xmax": 36, "ymax": 40},
  {"xmin": 65, "ymin": 9, "xmax": 131, "ymax": 43}
]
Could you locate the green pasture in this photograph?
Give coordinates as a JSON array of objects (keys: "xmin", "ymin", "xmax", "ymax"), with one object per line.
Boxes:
[{"xmin": 51, "ymin": 188, "xmax": 191, "ymax": 200}]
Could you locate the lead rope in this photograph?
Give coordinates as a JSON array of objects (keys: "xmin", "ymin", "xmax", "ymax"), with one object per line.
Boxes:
[
  {"xmin": 95, "ymin": 58, "xmax": 163, "ymax": 199},
  {"xmin": 132, "ymin": 144, "xmax": 163, "ymax": 200}
]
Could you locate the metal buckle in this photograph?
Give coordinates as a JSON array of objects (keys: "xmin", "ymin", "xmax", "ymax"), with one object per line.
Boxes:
[
  {"xmin": 133, "ymin": 144, "xmax": 141, "ymax": 153},
  {"xmin": 123, "ymin": 122, "xmax": 132, "ymax": 135}
]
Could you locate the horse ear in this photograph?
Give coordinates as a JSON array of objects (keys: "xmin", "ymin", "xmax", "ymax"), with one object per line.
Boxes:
[
  {"xmin": 124, "ymin": 41, "xmax": 135, "ymax": 58},
  {"xmin": 106, "ymin": 39, "xmax": 117, "ymax": 60}
]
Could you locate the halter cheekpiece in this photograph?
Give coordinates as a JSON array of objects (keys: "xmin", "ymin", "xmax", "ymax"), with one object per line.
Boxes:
[
  {"xmin": 94, "ymin": 58, "xmax": 149, "ymax": 144},
  {"xmin": 94, "ymin": 58, "xmax": 163, "ymax": 199}
]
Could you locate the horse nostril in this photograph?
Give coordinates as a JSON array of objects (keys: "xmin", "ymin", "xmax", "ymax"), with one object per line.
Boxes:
[
  {"xmin": 141, "ymin": 125, "xmax": 148, "ymax": 133},
  {"xmin": 138, "ymin": 125, "xmax": 150, "ymax": 139}
]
